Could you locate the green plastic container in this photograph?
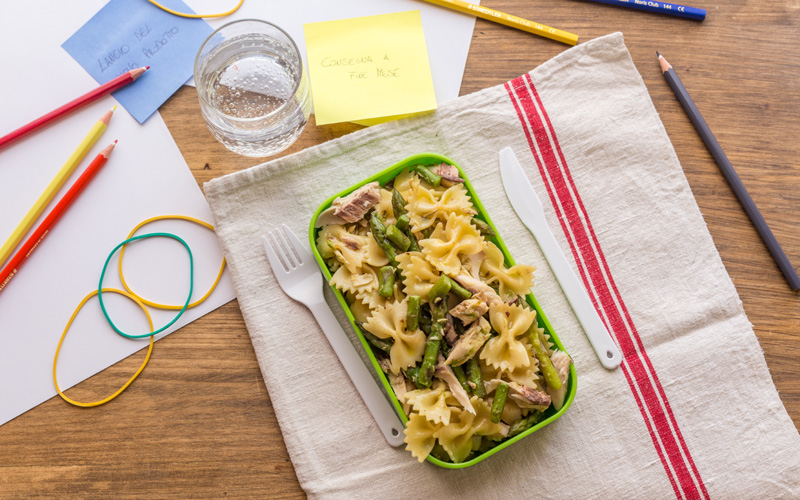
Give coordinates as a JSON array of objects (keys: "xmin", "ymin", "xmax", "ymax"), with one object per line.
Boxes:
[{"xmin": 308, "ymin": 153, "xmax": 577, "ymax": 468}]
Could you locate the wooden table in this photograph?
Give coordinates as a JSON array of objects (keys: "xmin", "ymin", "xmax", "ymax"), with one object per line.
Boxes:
[{"xmin": 2, "ymin": 1, "xmax": 798, "ymax": 497}]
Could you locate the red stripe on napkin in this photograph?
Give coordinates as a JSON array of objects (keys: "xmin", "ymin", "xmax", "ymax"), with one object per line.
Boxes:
[{"xmin": 505, "ymin": 75, "xmax": 709, "ymax": 500}]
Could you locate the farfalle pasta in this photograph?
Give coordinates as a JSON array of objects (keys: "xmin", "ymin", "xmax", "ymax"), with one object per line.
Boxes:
[
  {"xmin": 406, "ymin": 178, "xmax": 476, "ymax": 232},
  {"xmin": 314, "ymin": 161, "xmax": 573, "ymax": 465},
  {"xmin": 363, "ymin": 298, "xmax": 426, "ymax": 374},
  {"xmin": 480, "ymin": 302, "xmax": 537, "ymax": 372},
  {"xmin": 396, "ymin": 252, "xmax": 439, "ymax": 299},
  {"xmin": 481, "ymin": 242, "xmax": 536, "ymax": 301},
  {"xmin": 420, "ymin": 214, "xmax": 484, "ymax": 276}
]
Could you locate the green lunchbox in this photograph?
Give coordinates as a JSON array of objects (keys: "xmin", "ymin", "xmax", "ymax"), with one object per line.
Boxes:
[{"xmin": 308, "ymin": 153, "xmax": 577, "ymax": 468}]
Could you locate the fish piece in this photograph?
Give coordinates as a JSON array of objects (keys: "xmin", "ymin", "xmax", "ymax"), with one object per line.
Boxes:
[
  {"xmin": 443, "ymin": 314, "xmax": 458, "ymax": 346},
  {"xmin": 548, "ymin": 350, "xmax": 572, "ymax": 410},
  {"xmin": 434, "ymin": 354, "xmax": 475, "ymax": 414},
  {"xmin": 432, "ymin": 163, "xmax": 464, "ymax": 186},
  {"xmin": 507, "ymin": 381, "xmax": 551, "ymax": 409},
  {"xmin": 445, "ymin": 317, "xmax": 491, "ymax": 366},
  {"xmin": 332, "ymin": 181, "xmax": 381, "ymax": 223},
  {"xmin": 449, "ymin": 297, "xmax": 489, "ymax": 325},
  {"xmin": 453, "ymin": 273, "xmax": 503, "ymax": 308},
  {"xmin": 315, "ymin": 207, "xmax": 348, "ymax": 227}
]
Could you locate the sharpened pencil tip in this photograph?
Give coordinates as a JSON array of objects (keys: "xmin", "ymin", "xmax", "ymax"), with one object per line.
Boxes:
[
  {"xmin": 145, "ymin": 66, "xmax": 150, "ymax": 70},
  {"xmin": 111, "ymin": 105, "xmax": 117, "ymax": 111},
  {"xmin": 114, "ymin": 139, "xmax": 118, "ymax": 144},
  {"xmin": 658, "ymin": 52, "xmax": 672, "ymax": 73}
]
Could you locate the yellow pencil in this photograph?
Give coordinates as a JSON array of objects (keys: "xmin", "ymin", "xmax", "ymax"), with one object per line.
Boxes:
[
  {"xmin": 0, "ymin": 106, "xmax": 115, "ymax": 268},
  {"xmin": 417, "ymin": 0, "xmax": 578, "ymax": 45}
]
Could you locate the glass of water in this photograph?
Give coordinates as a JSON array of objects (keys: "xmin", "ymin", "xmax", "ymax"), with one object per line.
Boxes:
[{"xmin": 194, "ymin": 19, "xmax": 311, "ymax": 157}]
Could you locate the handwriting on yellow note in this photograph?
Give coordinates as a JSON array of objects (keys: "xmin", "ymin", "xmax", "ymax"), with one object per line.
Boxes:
[{"xmin": 304, "ymin": 11, "xmax": 438, "ymax": 126}]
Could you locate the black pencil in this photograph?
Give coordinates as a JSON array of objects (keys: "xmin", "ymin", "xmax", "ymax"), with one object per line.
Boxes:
[{"xmin": 658, "ymin": 52, "xmax": 800, "ymax": 291}]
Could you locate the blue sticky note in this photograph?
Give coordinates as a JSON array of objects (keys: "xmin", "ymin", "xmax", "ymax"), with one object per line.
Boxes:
[{"xmin": 62, "ymin": 0, "xmax": 213, "ymax": 123}]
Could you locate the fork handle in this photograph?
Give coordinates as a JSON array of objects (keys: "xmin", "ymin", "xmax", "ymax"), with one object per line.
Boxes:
[{"xmin": 307, "ymin": 301, "xmax": 406, "ymax": 447}]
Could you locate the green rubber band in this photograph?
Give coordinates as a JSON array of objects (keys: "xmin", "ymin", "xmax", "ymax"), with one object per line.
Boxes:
[{"xmin": 98, "ymin": 232, "xmax": 194, "ymax": 339}]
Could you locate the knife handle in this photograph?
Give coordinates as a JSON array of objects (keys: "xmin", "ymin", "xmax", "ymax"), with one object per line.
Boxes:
[{"xmin": 528, "ymin": 211, "xmax": 623, "ymax": 369}]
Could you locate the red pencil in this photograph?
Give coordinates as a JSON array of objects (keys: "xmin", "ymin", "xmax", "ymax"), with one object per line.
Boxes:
[
  {"xmin": 0, "ymin": 68, "xmax": 148, "ymax": 151},
  {"xmin": 0, "ymin": 141, "xmax": 117, "ymax": 295}
]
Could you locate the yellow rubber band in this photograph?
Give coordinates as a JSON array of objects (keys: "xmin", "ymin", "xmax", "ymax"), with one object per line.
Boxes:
[
  {"xmin": 118, "ymin": 215, "xmax": 226, "ymax": 310},
  {"xmin": 53, "ymin": 288, "xmax": 154, "ymax": 408},
  {"xmin": 146, "ymin": 0, "xmax": 244, "ymax": 18}
]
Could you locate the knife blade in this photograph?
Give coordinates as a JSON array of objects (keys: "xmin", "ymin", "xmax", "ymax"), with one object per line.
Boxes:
[{"xmin": 499, "ymin": 147, "xmax": 622, "ymax": 370}]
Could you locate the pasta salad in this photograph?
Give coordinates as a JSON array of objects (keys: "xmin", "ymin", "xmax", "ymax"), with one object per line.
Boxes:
[{"xmin": 315, "ymin": 162, "xmax": 573, "ymax": 464}]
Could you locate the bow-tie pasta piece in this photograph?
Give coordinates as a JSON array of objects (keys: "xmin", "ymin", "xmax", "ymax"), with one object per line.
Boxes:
[
  {"xmin": 329, "ymin": 265, "xmax": 378, "ymax": 297},
  {"xmin": 481, "ymin": 242, "xmax": 536, "ymax": 301},
  {"xmin": 404, "ymin": 412, "xmax": 443, "ymax": 463},
  {"xmin": 406, "ymin": 176, "xmax": 477, "ymax": 233},
  {"xmin": 396, "ymin": 252, "xmax": 440, "ymax": 300},
  {"xmin": 420, "ymin": 214, "xmax": 484, "ymax": 276},
  {"xmin": 404, "ymin": 386, "xmax": 452, "ymax": 425},
  {"xmin": 480, "ymin": 302, "xmax": 537, "ymax": 372},
  {"xmin": 363, "ymin": 298, "xmax": 426, "ymax": 374}
]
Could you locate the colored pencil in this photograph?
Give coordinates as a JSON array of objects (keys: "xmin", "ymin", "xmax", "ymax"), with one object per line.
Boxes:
[
  {"xmin": 416, "ymin": 0, "xmax": 578, "ymax": 45},
  {"xmin": 0, "ymin": 67, "xmax": 146, "ymax": 151},
  {"xmin": 0, "ymin": 107, "xmax": 115, "ymax": 268},
  {"xmin": 658, "ymin": 52, "xmax": 800, "ymax": 291},
  {"xmin": 584, "ymin": 0, "xmax": 705, "ymax": 21},
  {"xmin": 0, "ymin": 141, "xmax": 117, "ymax": 295}
]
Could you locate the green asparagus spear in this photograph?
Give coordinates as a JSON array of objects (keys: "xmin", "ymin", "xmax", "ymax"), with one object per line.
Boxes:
[
  {"xmin": 443, "ymin": 276, "xmax": 472, "ymax": 300},
  {"xmin": 528, "ymin": 326, "xmax": 562, "ymax": 391},
  {"xmin": 490, "ymin": 382, "xmax": 509, "ymax": 423},
  {"xmin": 418, "ymin": 299, "xmax": 448, "ymax": 386},
  {"xmin": 430, "ymin": 443, "xmax": 450, "ymax": 462},
  {"xmin": 394, "ymin": 215, "xmax": 411, "ymax": 232},
  {"xmin": 427, "ymin": 275, "xmax": 452, "ymax": 303},
  {"xmin": 395, "ymin": 214, "xmax": 411, "ymax": 231},
  {"xmin": 405, "ymin": 366, "xmax": 426, "ymax": 390},
  {"xmin": 369, "ymin": 213, "xmax": 398, "ymax": 266},
  {"xmin": 406, "ymin": 231, "xmax": 420, "ymax": 252},
  {"xmin": 418, "ymin": 307, "xmax": 432, "ymax": 335},
  {"xmin": 507, "ymin": 412, "xmax": 546, "ymax": 438},
  {"xmin": 392, "ymin": 189, "xmax": 408, "ymax": 217},
  {"xmin": 472, "ymin": 218, "xmax": 496, "ymax": 237},
  {"xmin": 452, "ymin": 364, "xmax": 472, "ymax": 395},
  {"xmin": 466, "ymin": 357, "xmax": 486, "ymax": 397},
  {"xmin": 357, "ymin": 324, "xmax": 393, "ymax": 353},
  {"xmin": 406, "ymin": 295, "xmax": 421, "ymax": 331},
  {"xmin": 378, "ymin": 266, "xmax": 395, "ymax": 297},
  {"xmin": 414, "ymin": 165, "xmax": 442, "ymax": 188},
  {"xmin": 386, "ymin": 224, "xmax": 411, "ymax": 251}
]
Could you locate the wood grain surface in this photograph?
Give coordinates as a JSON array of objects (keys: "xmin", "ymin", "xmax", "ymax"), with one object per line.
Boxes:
[{"xmin": 2, "ymin": 1, "xmax": 798, "ymax": 498}]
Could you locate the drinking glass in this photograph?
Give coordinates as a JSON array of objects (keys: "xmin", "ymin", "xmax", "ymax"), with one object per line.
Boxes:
[{"xmin": 194, "ymin": 20, "xmax": 311, "ymax": 157}]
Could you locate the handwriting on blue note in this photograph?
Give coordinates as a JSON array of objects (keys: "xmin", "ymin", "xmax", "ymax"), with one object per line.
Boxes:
[{"xmin": 62, "ymin": 0, "xmax": 213, "ymax": 123}]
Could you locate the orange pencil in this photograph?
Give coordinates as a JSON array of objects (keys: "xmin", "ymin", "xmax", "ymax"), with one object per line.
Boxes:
[{"xmin": 0, "ymin": 141, "xmax": 117, "ymax": 295}]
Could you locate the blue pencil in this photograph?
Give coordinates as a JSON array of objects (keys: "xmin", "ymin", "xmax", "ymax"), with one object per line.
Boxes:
[{"xmin": 584, "ymin": 0, "xmax": 706, "ymax": 21}]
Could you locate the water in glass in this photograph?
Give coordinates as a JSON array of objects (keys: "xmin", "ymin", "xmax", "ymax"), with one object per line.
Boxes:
[{"xmin": 195, "ymin": 21, "xmax": 311, "ymax": 157}]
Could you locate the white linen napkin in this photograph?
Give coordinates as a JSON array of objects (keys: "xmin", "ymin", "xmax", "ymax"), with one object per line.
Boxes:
[{"xmin": 204, "ymin": 33, "xmax": 800, "ymax": 499}]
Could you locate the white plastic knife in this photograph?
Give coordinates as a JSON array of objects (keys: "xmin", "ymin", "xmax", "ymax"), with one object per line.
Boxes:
[{"xmin": 499, "ymin": 147, "xmax": 622, "ymax": 369}]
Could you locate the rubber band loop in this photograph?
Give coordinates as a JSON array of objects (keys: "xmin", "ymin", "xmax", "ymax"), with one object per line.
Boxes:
[
  {"xmin": 99, "ymin": 232, "xmax": 193, "ymax": 339},
  {"xmin": 53, "ymin": 288, "xmax": 154, "ymax": 407},
  {"xmin": 118, "ymin": 215, "xmax": 226, "ymax": 310},
  {"xmin": 146, "ymin": 0, "xmax": 244, "ymax": 18}
]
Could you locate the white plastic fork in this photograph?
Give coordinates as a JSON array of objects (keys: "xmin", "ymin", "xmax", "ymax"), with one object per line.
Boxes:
[{"xmin": 262, "ymin": 225, "xmax": 406, "ymax": 447}]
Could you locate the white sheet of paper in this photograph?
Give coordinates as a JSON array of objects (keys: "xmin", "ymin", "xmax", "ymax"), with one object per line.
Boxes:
[
  {"xmin": 184, "ymin": 0, "xmax": 480, "ymax": 105},
  {"xmin": 0, "ymin": 1, "xmax": 235, "ymax": 426}
]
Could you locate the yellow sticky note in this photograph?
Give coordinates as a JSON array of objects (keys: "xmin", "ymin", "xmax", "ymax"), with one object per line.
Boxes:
[{"xmin": 304, "ymin": 10, "xmax": 438, "ymax": 126}]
